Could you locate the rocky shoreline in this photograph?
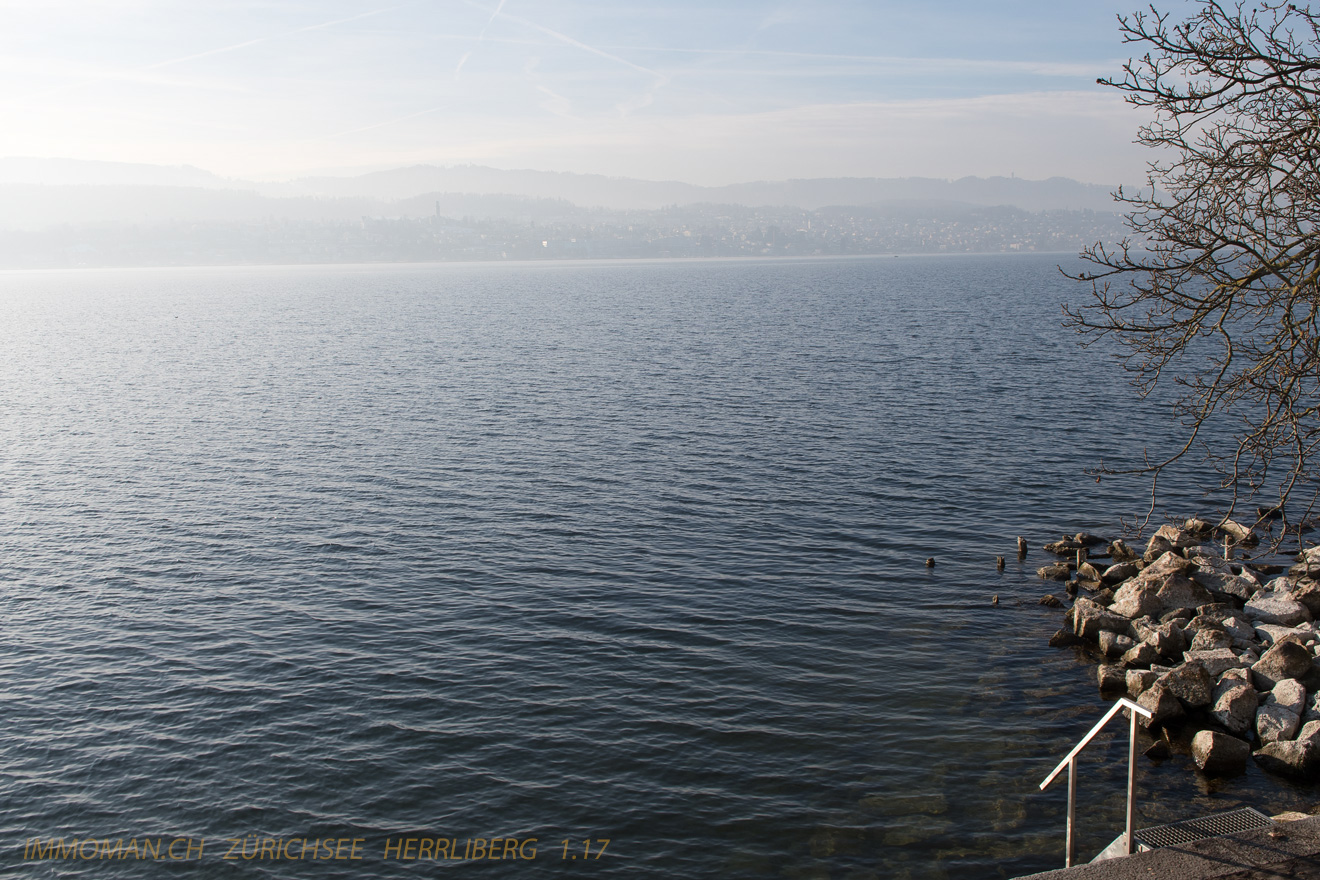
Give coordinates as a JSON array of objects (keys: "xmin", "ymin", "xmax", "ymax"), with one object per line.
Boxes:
[{"xmin": 1038, "ymin": 517, "xmax": 1320, "ymax": 778}]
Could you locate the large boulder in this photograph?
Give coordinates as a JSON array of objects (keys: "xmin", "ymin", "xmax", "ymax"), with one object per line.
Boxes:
[
  {"xmin": 1254, "ymin": 624, "xmax": 1315, "ymax": 646},
  {"xmin": 1157, "ymin": 661, "xmax": 1214, "ymax": 709},
  {"xmin": 1038, "ymin": 562, "xmax": 1071, "ymax": 581},
  {"xmin": 1109, "ymin": 539, "xmax": 1139, "ymax": 563},
  {"xmin": 1252, "ymin": 640, "xmax": 1315, "ymax": 689},
  {"xmin": 1137, "ymin": 683, "xmax": 1184, "ymax": 728},
  {"xmin": 1184, "ymin": 648, "xmax": 1247, "ymax": 679},
  {"xmin": 1110, "ymin": 582, "xmax": 1162, "ymax": 619},
  {"xmin": 1102, "ymin": 561, "xmax": 1141, "ymax": 585},
  {"xmin": 1155, "ymin": 574, "xmax": 1215, "ymax": 614},
  {"xmin": 1154, "ymin": 524, "xmax": 1200, "ymax": 550},
  {"xmin": 1245, "ymin": 593, "xmax": 1312, "ymax": 626},
  {"xmin": 1221, "ymin": 614, "xmax": 1258, "ymax": 643},
  {"xmin": 1098, "ymin": 663, "xmax": 1127, "ymax": 693},
  {"xmin": 1254, "ymin": 722, "xmax": 1320, "ymax": 778},
  {"xmin": 1192, "ymin": 730, "xmax": 1251, "ymax": 775},
  {"xmin": 1122, "ymin": 643, "xmax": 1159, "ymax": 667},
  {"xmin": 1256, "ymin": 703, "xmax": 1302, "ymax": 743},
  {"xmin": 1098, "ymin": 630, "xmax": 1136, "ymax": 658},
  {"xmin": 1219, "ymin": 518, "xmax": 1259, "ymax": 548},
  {"xmin": 1189, "ymin": 628, "xmax": 1233, "ymax": 652},
  {"xmin": 1189, "ymin": 558, "xmax": 1258, "ymax": 601},
  {"xmin": 1127, "ymin": 669, "xmax": 1159, "ymax": 697},
  {"xmin": 1211, "ymin": 683, "xmax": 1258, "ymax": 736},
  {"xmin": 1292, "ymin": 580, "xmax": 1320, "ymax": 618},
  {"xmin": 1073, "ymin": 598, "xmax": 1133, "ymax": 640},
  {"xmin": 1137, "ymin": 551, "xmax": 1194, "ymax": 584},
  {"xmin": 1269, "ymin": 678, "xmax": 1309, "ymax": 715},
  {"xmin": 1132, "ymin": 618, "xmax": 1187, "ymax": 659}
]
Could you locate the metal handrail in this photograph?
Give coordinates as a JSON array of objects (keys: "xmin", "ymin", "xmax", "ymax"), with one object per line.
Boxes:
[{"xmin": 1038, "ymin": 697, "xmax": 1153, "ymax": 868}]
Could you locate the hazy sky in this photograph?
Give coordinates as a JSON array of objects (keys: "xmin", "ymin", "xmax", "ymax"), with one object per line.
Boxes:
[{"xmin": 0, "ymin": 0, "xmax": 1184, "ymax": 184}]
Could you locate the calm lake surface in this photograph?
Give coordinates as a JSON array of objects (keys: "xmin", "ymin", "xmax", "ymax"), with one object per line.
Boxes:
[{"xmin": 1, "ymin": 254, "xmax": 1314, "ymax": 879}]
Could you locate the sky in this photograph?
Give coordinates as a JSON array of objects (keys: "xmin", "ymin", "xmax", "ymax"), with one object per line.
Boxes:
[{"xmin": 0, "ymin": 0, "xmax": 1187, "ymax": 185}]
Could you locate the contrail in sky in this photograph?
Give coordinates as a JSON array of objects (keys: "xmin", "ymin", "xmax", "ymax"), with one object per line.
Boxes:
[
  {"xmin": 454, "ymin": 0, "xmax": 659, "ymax": 78},
  {"xmin": 145, "ymin": 5, "xmax": 413, "ymax": 71}
]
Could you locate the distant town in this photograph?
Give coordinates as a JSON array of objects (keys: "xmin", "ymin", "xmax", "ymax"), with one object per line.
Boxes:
[{"xmin": 0, "ymin": 202, "xmax": 1126, "ymax": 268}]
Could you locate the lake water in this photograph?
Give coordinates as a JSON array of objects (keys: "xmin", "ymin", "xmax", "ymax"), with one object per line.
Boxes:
[{"xmin": 1, "ymin": 254, "xmax": 1314, "ymax": 880}]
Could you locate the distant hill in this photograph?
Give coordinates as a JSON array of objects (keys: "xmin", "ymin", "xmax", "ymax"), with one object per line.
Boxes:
[
  {"xmin": 0, "ymin": 158, "xmax": 1126, "ymax": 230},
  {"xmin": 275, "ymin": 165, "xmax": 1121, "ymax": 212}
]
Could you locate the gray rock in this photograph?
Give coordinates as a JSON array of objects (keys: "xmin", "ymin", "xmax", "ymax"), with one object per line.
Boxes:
[
  {"xmin": 1266, "ymin": 576, "xmax": 1296, "ymax": 593},
  {"xmin": 1155, "ymin": 574, "xmax": 1215, "ymax": 614},
  {"xmin": 1048, "ymin": 628, "xmax": 1086, "ymax": 648},
  {"xmin": 1157, "ymin": 661, "xmax": 1214, "ymax": 709},
  {"xmin": 1137, "ymin": 683, "xmax": 1184, "ymax": 728},
  {"xmin": 1270, "ymin": 679, "xmax": 1309, "ymax": 715},
  {"xmin": 1254, "ymin": 737, "xmax": 1320, "ymax": 778},
  {"xmin": 1098, "ymin": 663, "xmax": 1127, "ymax": 693},
  {"xmin": 1219, "ymin": 667, "xmax": 1251, "ymax": 686},
  {"xmin": 1131, "ymin": 618, "xmax": 1187, "ymax": 658},
  {"xmin": 1103, "ymin": 561, "xmax": 1140, "ymax": 585},
  {"xmin": 1246, "ymin": 594, "xmax": 1313, "ymax": 626},
  {"xmin": 1190, "ymin": 559, "xmax": 1257, "ymax": 601},
  {"xmin": 1221, "ymin": 615, "xmax": 1257, "ymax": 642},
  {"xmin": 1184, "ymin": 648, "xmax": 1247, "ymax": 679},
  {"xmin": 1211, "ymin": 683, "xmax": 1258, "ymax": 736},
  {"xmin": 1219, "ymin": 518, "xmax": 1258, "ymax": 547},
  {"xmin": 1293, "ymin": 580, "xmax": 1320, "ymax": 618},
  {"xmin": 1137, "ymin": 551, "xmax": 1193, "ymax": 584},
  {"xmin": 1155, "ymin": 524, "xmax": 1199, "ymax": 550},
  {"xmin": 1038, "ymin": 562, "xmax": 1071, "ymax": 581},
  {"xmin": 1122, "ymin": 642, "xmax": 1160, "ymax": 667},
  {"xmin": 1077, "ymin": 562, "xmax": 1105, "ymax": 583},
  {"xmin": 1073, "ymin": 598, "xmax": 1132, "ymax": 640},
  {"xmin": 1190, "ymin": 628, "xmax": 1233, "ymax": 652},
  {"xmin": 1109, "ymin": 539, "xmax": 1139, "ymax": 562},
  {"xmin": 1127, "ymin": 669, "xmax": 1159, "ymax": 697},
  {"xmin": 1098, "ymin": 630, "xmax": 1136, "ymax": 658},
  {"xmin": 1192, "ymin": 730, "xmax": 1250, "ymax": 775},
  {"xmin": 1255, "ymin": 623, "xmax": 1316, "ymax": 646},
  {"xmin": 1144, "ymin": 534, "xmax": 1174, "ymax": 562},
  {"xmin": 1110, "ymin": 582, "xmax": 1162, "ymax": 619},
  {"xmin": 1303, "ymin": 693, "xmax": 1320, "ymax": 725},
  {"xmin": 1252, "ymin": 640, "xmax": 1315, "ymax": 689},
  {"xmin": 1257, "ymin": 703, "xmax": 1302, "ymax": 743}
]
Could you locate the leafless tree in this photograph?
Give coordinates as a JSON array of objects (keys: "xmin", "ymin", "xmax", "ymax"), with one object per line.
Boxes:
[{"xmin": 1068, "ymin": 0, "xmax": 1320, "ymax": 542}]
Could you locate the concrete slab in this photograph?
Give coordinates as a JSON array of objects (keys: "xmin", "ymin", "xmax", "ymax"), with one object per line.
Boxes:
[{"xmin": 1015, "ymin": 814, "xmax": 1320, "ymax": 880}]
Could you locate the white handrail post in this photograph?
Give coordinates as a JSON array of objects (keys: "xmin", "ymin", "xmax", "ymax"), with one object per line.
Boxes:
[
  {"xmin": 1038, "ymin": 698, "xmax": 1152, "ymax": 868},
  {"xmin": 1066, "ymin": 757, "xmax": 1077, "ymax": 868},
  {"xmin": 1126, "ymin": 707, "xmax": 1137, "ymax": 854}
]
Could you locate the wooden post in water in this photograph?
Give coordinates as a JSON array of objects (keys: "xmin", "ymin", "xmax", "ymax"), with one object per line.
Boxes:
[
  {"xmin": 996, "ymin": 556, "xmax": 1005, "ymax": 571},
  {"xmin": 1017, "ymin": 536, "xmax": 1028, "ymax": 559}
]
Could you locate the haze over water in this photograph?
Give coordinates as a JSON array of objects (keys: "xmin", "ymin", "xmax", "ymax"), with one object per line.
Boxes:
[{"xmin": 2, "ymin": 254, "xmax": 1310, "ymax": 879}]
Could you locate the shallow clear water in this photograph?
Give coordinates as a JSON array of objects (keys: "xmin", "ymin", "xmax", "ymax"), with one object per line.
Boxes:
[{"xmin": 0, "ymin": 254, "xmax": 1312, "ymax": 879}]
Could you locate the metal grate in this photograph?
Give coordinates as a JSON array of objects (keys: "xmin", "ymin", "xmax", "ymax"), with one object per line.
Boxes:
[{"xmin": 1134, "ymin": 808, "xmax": 1274, "ymax": 849}]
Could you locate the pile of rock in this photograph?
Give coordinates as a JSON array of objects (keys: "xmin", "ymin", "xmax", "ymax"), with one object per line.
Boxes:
[{"xmin": 1040, "ymin": 519, "xmax": 1320, "ymax": 778}]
